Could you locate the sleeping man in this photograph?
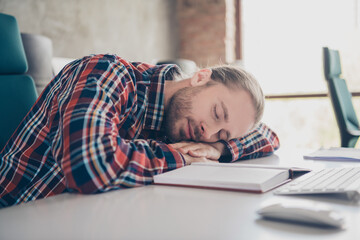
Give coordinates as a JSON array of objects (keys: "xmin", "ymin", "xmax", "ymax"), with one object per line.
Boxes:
[{"xmin": 0, "ymin": 54, "xmax": 279, "ymax": 208}]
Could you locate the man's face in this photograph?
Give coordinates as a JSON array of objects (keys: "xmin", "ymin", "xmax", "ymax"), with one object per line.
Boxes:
[{"xmin": 164, "ymin": 81, "xmax": 256, "ymax": 143}]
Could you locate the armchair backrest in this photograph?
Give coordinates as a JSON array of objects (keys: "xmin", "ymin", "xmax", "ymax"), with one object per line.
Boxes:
[
  {"xmin": 0, "ymin": 13, "xmax": 38, "ymax": 150},
  {"xmin": 323, "ymin": 47, "xmax": 360, "ymax": 147},
  {"xmin": 21, "ymin": 33, "xmax": 55, "ymax": 95}
]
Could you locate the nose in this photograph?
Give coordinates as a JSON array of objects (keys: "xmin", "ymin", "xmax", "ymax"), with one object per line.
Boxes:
[{"xmin": 199, "ymin": 121, "xmax": 220, "ymax": 142}]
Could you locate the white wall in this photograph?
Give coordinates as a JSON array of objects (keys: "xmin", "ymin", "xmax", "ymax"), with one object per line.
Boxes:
[{"xmin": 0, "ymin": 0, "xmax": 179, "ymax": 63}]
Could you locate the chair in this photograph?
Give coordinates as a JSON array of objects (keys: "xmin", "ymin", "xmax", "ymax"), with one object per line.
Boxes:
[
  {"xmin": 323, "ymin": 47, "xmax": 360, "ymax": 147},
  {"xmin": 21, "ymin": 33, "xmax": 55, "ymax": 95},
  {"xmin": 0, "ymin": 13, "xmax": 38, "ymax": 150}
]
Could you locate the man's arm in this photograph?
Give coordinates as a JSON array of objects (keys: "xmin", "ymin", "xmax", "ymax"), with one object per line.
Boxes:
[
  {"xmin": 219, "ymin": 122, "xmax": 280, "ymax": 162},
  {"xmin": 60, "ymin": 92, "xmax": 217, "ymax": 193},
  {"xmin": 53, "ymin": 55, "xmax": 190, "ymax": 194},
  {"xmin": 171, "ymin": 123, "xmax": 280, "ymax": 162}
]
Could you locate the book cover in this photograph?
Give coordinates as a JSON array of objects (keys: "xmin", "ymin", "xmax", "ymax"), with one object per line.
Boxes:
[{"xmin": 153, "ymin": 162, "xmax": 310, "ymax": 193}]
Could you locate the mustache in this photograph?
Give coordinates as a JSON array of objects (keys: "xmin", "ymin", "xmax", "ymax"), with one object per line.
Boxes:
[{"xmin": 189, "ymin": 118, "xmax": 202, "ymax": 141}]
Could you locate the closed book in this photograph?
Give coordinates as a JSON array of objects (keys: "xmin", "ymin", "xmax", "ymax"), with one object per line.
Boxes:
[{"xmin": 153, "ymin": 162, "xmax": 310, "ymax": 193}]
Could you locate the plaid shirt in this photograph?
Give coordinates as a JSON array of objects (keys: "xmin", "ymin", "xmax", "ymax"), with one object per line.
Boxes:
[{"xmin": 0, "ymin": 54, "xmax": 279, "ymax": 208}]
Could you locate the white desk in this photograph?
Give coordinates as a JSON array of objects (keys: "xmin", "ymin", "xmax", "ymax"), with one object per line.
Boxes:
[{"xmin": 1, "ymin": 148, "xmax": 360, "ymax": 240}]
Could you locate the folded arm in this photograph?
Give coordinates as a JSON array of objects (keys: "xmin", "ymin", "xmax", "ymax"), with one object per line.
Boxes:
[
  {"xmin": 171, "ymin": 123, "xmax": 280, "ymax": 162},
  {"xmin": 55, "ymin": 55, "xmax": 188, "ymax": 193},
  {"xmin": 58, "ymin": 92, "xmax": 188, "ymax": 194},
  {"xmin": 221, "ymin": 122, "xmax": 280, "ymax": 161}
]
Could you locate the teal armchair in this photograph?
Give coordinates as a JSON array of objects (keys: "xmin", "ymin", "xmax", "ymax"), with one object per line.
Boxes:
[
  {"xmin": 323, "ymin": 47, "xmax": 360, "ymax": 148},
  {"xmin": 0, "ymin": 13, "xmax": 38, "ymax": 150}
]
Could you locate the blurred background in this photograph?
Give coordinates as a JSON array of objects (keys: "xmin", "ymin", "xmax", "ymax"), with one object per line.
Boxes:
[{"xmin": 1, "ymin": 0, "xmax": 360, "ymax": 150}]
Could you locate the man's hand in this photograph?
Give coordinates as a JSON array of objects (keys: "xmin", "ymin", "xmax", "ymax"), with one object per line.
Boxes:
[
  {"xmin": 170, "ymin": 141, "xmax": 226, "ymax": 161},
  {"xmin": 180, "ymin": 153, "xmax": 218, "ymax": 165}
]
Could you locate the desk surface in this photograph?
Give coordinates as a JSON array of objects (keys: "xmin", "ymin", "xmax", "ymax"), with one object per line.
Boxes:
[{"xmin": 1, "ymin": 148, "xmax": 360, "ymax": 240}]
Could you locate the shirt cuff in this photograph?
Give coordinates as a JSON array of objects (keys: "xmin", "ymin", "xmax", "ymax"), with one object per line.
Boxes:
[
  {"xmin": 158, "ymin": 143, "xmax": 186, "ymax": 171},
  {"xmin": 218, "ymin": 139, "xmax": 243, "ymax": 163}
]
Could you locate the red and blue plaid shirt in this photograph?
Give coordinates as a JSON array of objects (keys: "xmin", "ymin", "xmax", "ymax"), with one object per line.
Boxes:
[{"xmin": 0, "ymin": 54, "xmax": 279, "ymax": 208}]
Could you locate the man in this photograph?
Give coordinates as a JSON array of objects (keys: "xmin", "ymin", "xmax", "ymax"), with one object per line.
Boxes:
[{"xmin": 0, "ymin": 54, "xmax": 279, "ymax": 208}]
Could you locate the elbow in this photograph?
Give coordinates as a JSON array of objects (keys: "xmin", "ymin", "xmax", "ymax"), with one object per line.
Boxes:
[
  {"xmin": 271, "ymin": 133, "xmax": 281, "ymax": 151},
  {"xmin": 64, "ymin": 168, "xmax": 106, "ymax": 194}
]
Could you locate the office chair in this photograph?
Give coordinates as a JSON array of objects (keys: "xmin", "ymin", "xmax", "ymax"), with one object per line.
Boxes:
[
  {"xmin": 323, "ymin": 47, "xmax": 360, "ymax": 147},
  {"xmin": 21, "ymin": 33, "xmax": 55, "ymax": 95},
  {"xmin": 0, "ymin": 13, "xmax": 38, "ymax": 150}
]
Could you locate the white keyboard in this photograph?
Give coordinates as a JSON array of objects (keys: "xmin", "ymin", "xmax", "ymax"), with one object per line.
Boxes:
[{"xmin": 274, "ymin": 167, "xmax": 360, "ymax": 202}]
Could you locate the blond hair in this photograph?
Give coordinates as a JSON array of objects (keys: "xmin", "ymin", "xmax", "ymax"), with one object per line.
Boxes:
[{"xmin": 208, "ymin": 65, "xmax": 264, "ymax": 125}]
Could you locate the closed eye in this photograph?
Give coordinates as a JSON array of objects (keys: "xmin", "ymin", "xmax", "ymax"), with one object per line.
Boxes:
[{"xmin": 213, "ymin": 105, "xmax": 220, "ymax": 120}]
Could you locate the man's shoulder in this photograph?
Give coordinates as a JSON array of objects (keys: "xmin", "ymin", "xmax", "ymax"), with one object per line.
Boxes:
[
  {"xmin": 76, "ymin": 54, "xmax": 177, "ymax": 78},
  {"xmin": 70, "ymin": 54, "xmax": 178, "ymax": 87},
  {"xmin": 82, "ymin": 54, "xmax": 130, "ymax": 66},
  {"xmin": 83, "ymin": 54, "xmax": 156, "ymax": 76}
]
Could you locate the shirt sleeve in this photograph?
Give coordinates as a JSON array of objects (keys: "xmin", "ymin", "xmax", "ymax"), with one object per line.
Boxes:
[
  {"xmin": 55, "ymin": 55, "xmax": 185, "ymax": 194},
  {"xmin": 219, "ymin": 122, "xmax": 280, "ymax": 162}
]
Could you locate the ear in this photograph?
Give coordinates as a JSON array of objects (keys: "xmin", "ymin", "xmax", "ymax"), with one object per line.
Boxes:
[{"xmin": 190, "ymin": 68, "xmax": 212, "ymax": 87}]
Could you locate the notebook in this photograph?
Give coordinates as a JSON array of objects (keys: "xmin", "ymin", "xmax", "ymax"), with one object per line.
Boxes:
[
  {"xmin": 304, "ymin": 147, "xmax": 360, "ymax": 161},
  {"xmin": 153, "ymin": 162, "xmax": 310, "ymax": 193}
]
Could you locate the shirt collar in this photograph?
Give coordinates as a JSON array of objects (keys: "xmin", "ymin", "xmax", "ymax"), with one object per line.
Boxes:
[{"xmin": 144, "ymin": 64, "xmax": 180, "ymax": 131}]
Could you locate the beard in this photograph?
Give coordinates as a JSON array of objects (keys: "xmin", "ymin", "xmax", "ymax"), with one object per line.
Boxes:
[{"xmin": 164, "ymin": 86, "xmax": 204, "ymax": 143}]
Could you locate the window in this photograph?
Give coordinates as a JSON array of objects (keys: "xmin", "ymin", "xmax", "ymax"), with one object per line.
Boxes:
[
  {"xmin": 241, "ymin": 0, "xmax": 360, "ymax": 148},
  {"xmin": 242, "ymin": 0, "xmax": 360, "ymax": 95}
]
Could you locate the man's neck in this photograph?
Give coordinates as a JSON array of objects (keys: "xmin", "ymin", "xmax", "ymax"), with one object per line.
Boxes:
[{"xmin": 163, "ymin": 78, "xmax": 191, "ymax": 109}]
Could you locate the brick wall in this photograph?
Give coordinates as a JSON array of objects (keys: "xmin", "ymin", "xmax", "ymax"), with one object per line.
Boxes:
[{"xmin": 177, "ymin": 0, "xmax": 236, "ymax": 67}]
